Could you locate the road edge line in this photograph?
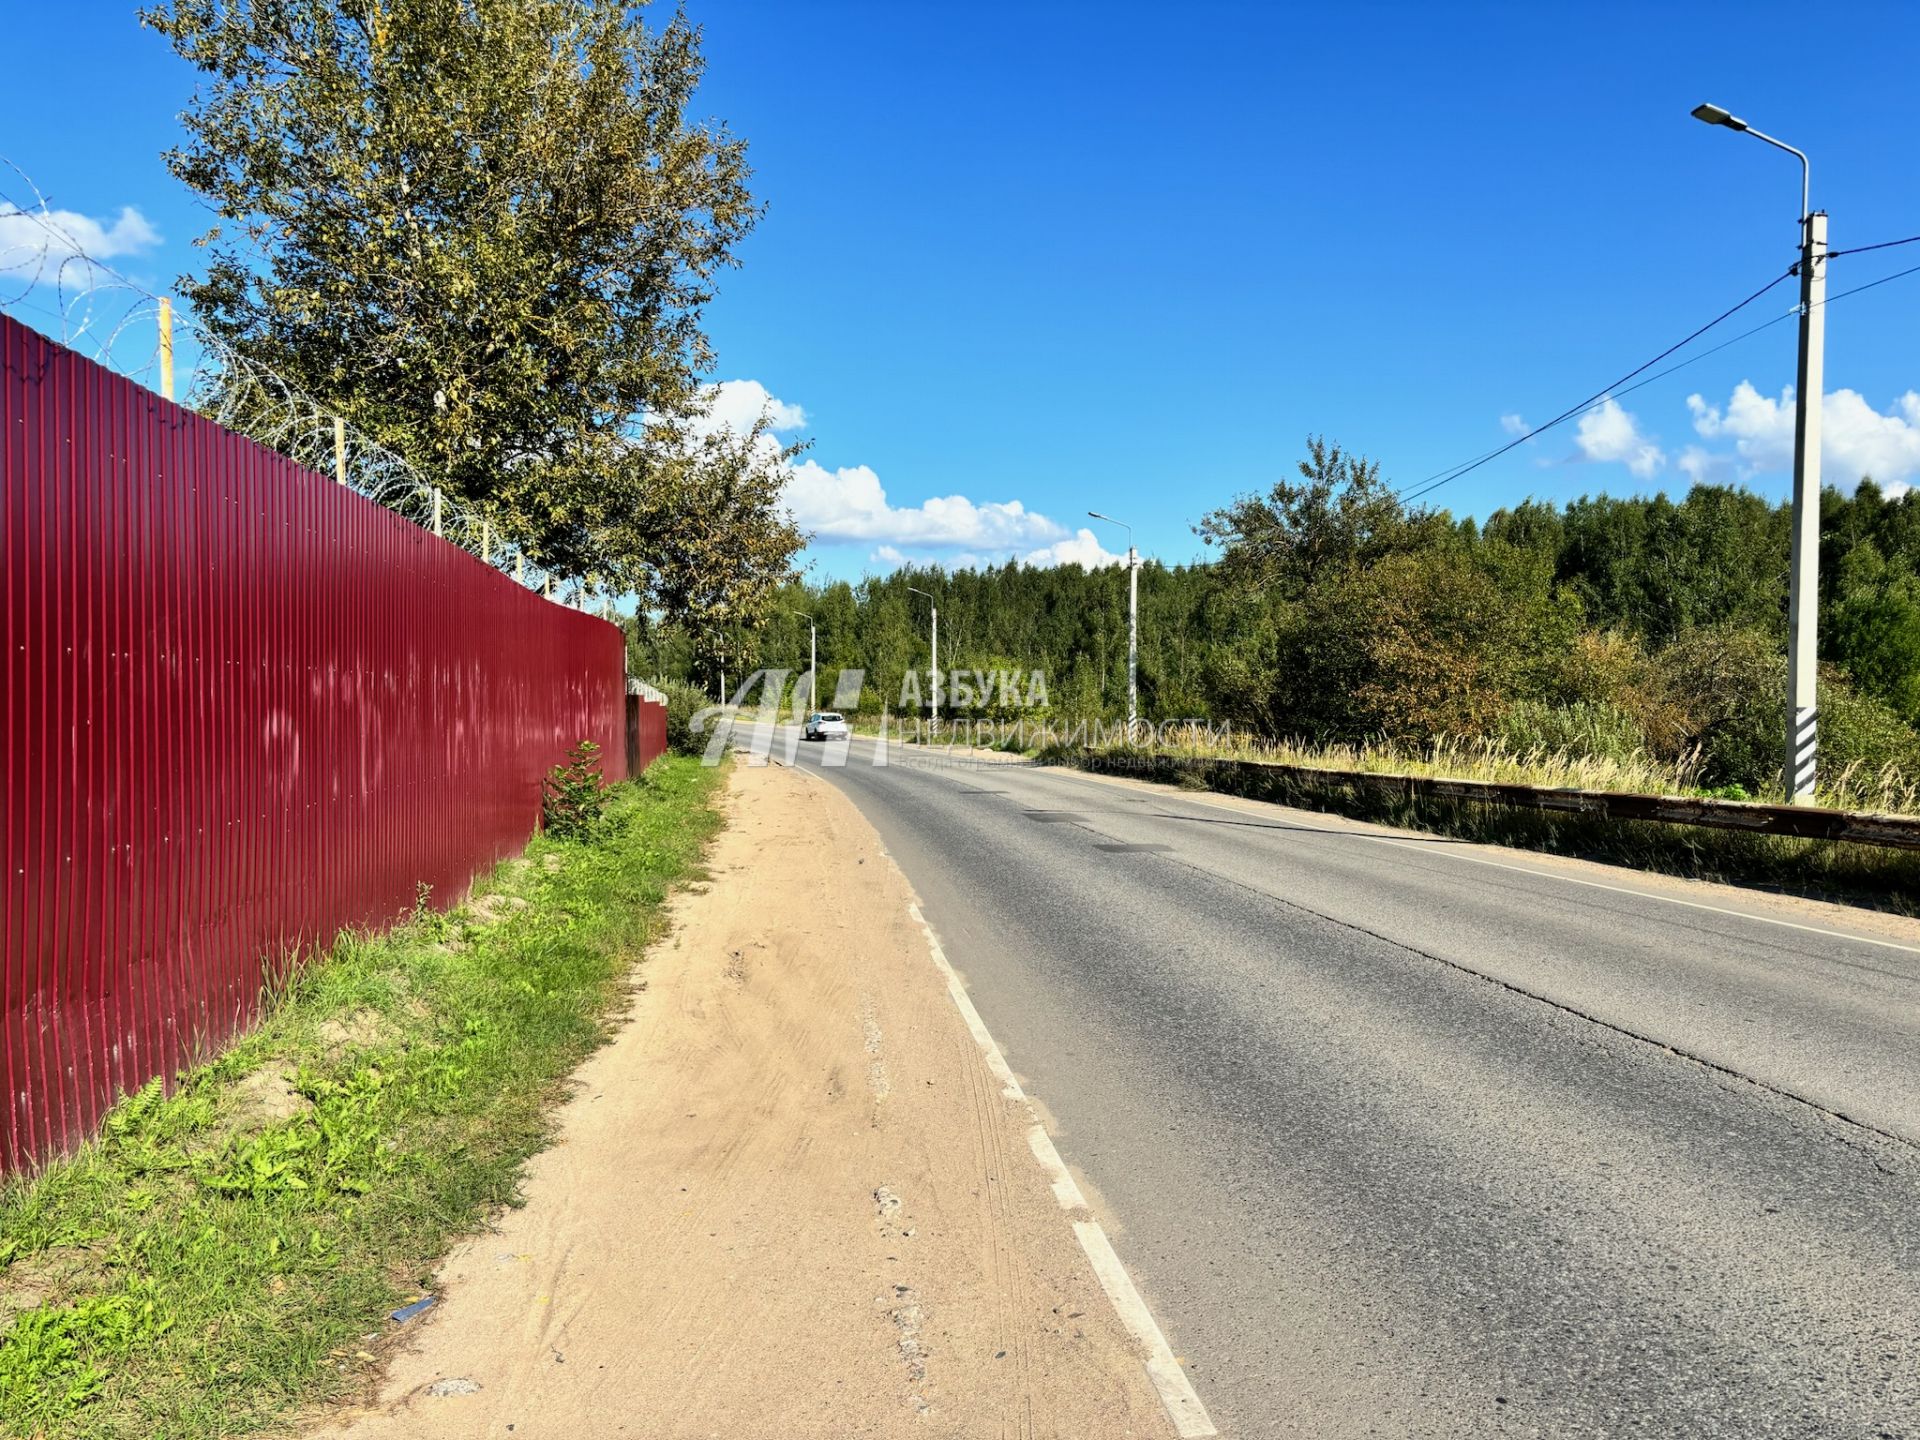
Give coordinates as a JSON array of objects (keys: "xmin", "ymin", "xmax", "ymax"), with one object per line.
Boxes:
[
  {"xmin": 1047, "ymin": 759, "xmax": 1920, "ymax": 958},
  {"xmin": 1072, "ymin": 1219, "xmax": 1218, "ymax": 1440},
  {"xmin": 905, "ymin": 899, "xmax": 1218, "ymax": 1439}
]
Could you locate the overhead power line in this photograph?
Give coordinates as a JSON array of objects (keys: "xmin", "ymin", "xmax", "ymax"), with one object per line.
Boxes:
[
  {"xmin": 1398, "ymin": 252, "xmax": 1920, "ymax": 507},
  {"xmin": 1825, "ymin": 234, "xmax": 1920, "ymax": 260},
  {"xmin": 1395, "ymin": 265, "xmax": 1797, "ymax": 504},
  {"xmin": 1824, "ymin": 259, "xmax": 1920, "ymax": 304},
  {"xmin": 1614, "ymin": 262, "xmax": 1920, "ymax": 405}
]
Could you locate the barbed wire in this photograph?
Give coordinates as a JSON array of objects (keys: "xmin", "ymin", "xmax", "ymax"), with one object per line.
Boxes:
[{"xmin": 0, "ymin": 157, "xmax": 615, "ymax": 619}]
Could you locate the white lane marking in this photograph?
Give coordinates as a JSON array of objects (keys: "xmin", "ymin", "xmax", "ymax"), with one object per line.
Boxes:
[
  {"xmin": 905, "ymin": 899, "xmax": 1217, "ymax": 1438},
  {"xmin": 1027, "ymin": 1122, "xmax": 1089, "ymax": 1210},
  {"xmin": 909, "ymin": 902, "xmax": 1026, "ymax": 1101},
  {"xmin": 1048, "ymin": 764, "xmax": 1920, "ymax": 961},
  {"xmin": 1073, "ymin": 1221, "xmax": 1217, "ymax": 1439}
]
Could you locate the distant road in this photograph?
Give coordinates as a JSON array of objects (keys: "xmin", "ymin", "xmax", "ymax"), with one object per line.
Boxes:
[{"xmin": 772, "ymin": 730, "xmax": 1920, "ymax": 1439}]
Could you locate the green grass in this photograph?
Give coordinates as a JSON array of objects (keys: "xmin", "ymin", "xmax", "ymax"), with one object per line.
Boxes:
[{"xmin": 0, "ymin": 756, "xmax": 724, "ymax": 1439}]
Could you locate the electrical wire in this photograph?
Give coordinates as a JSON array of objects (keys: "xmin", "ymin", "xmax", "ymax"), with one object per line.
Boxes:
[
  {"xmin": 1398, "ymin": 255, "xmax": 1920, "ymax": 507},
  {"xmin": 1823, "ymin": 259, "xmax": 1920, "ymax": 305},
  {"xmin": 1395, "ymin": 265, "xmax": 1798, "ymax": 503},
  {"xmin": 1601, "ymin": 262, "xmax": 1920, "ymax": 405},
  {"xmin": 1825, "ymin": 234, "xmax": 1920, "ymax": 260},
  {"xmin": 1611, "ymin": 262, "xmax": 1920, "ymax": 408}
]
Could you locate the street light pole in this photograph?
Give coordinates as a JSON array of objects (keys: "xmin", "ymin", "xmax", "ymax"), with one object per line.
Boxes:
[
  {"xmin": 907, "ymin": 586, "xmax": 939, "ymax": 730},
  {"xmin": 1692, "ymin": 103, "xmax": 1824, "ymax": 803},
  {"xmin": 1088, "ymin": 511, "xmax": 1139, "ymax": 737},
  {"xmin": 787, "ymin": 610, "xmax": 816, "ymax": 713}
]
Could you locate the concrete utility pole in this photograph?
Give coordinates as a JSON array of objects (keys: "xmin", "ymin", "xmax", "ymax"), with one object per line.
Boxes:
[
  {"xmin": 1088, "ymin": 511, "xmax": 1139, "ymax": 737},
  {"xmin": 1692, "ymin": 103, "xmax": 1824, "ymax": 802},
  {"xmin": 788, "ymin": 609, "xmax": 817, "ymax": 713},
  {"xmin": 907, "ymin": 586, "xmax": 939, "ymax": 730}
]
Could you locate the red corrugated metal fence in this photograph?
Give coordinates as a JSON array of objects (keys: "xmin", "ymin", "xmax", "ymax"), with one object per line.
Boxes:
[
  {"xmin": 1, "ymin": 314, "xmax": 628, "ymax": 1174},
  {"xmin": 626, "ymin": 694, "xmax": 668, "ymax": 776}
]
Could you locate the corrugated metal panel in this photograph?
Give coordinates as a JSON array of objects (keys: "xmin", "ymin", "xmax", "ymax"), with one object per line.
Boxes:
[
  {"xmin": 1, "ymin": 313, "xmax": 628, "ymax": 1174},
  {"xmin": 626, "ymin": 695, "xmax": 669, "ymax": 776}
]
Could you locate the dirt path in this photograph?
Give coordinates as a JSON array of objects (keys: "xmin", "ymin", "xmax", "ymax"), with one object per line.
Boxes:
[{"xmin": 311, "ymin": 759, "xmax": 1179, "ymax": 1440}]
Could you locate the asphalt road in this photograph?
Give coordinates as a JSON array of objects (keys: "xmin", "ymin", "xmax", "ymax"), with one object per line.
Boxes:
[{"xmin": 767, "ymin": 730, "xmax": 1920, "ymax": 1440}]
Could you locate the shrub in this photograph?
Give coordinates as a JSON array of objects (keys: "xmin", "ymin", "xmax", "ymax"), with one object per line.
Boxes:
[
  {"xmin": 1656, "ymin": 626, "xmax": 1783, "ymax": 791},
  {"xmin": 1819, "ymin": 670, "xmax": 1920, "ymax": 811},
  {"xmin": 541, "ymin": 740, "xmax": 609, "ymax": 839},
  {"xmin": 654, "ymin": 677, "xmax": 715, "ymax": 758},
  {"xmin": 1555, "ymin": 630, "xmax": 1688, "ymax": 756},
  {"xmin": 1651, "ymin": 629, "xmax": 1920, "ymax": 805}
]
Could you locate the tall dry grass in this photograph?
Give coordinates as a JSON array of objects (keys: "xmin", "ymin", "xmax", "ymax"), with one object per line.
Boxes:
[{"xmin": 1139, "ymin": 727, "xmax": 1920, "ymax": 817}]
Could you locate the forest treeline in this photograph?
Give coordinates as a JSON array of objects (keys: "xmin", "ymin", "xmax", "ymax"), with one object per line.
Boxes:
[{"xmin": 633, "ymin": 440, "xmax": 1920, "ymax": 799}]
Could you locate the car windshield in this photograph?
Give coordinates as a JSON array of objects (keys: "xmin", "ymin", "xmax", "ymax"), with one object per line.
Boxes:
[{"xmin": 821, "ymin": 714, "xmax": 843, "ymax": 723}]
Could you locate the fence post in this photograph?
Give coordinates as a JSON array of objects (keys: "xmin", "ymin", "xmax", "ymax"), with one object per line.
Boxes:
[
  {"xmin": 334, "ymin": 417, "xmax": 347, "ymax": 485},
  {"xmin": 158, "ymin": 297, "xmax": 174, "ymax": 400},
  {"xmin": 516, "ymin": 553, "xmax": 525, "ymax": 583},
  {"xmin": 480, "ymin": 519, "xmax": 491, "ymax": 562}
]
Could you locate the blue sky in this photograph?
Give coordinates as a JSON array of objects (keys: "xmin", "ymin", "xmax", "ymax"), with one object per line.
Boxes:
[{"xmin": 5, "ymin": 1, "xmax": 1920, "ymax": 581}]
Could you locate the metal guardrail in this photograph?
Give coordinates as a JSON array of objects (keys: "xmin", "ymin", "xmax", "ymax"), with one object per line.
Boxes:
[{"xmin": 1076, "ymin": 752, "xmax": 1920, "ymax": 852}]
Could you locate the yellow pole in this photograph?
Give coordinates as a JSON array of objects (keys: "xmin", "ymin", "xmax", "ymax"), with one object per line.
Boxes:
[
  {"xmin": 334, "ymin": 417, "xmax": 348, "ymax": 486},
  {"xmin": 157, "ymin": 297, "xmax": 174, "ymax": 400}
]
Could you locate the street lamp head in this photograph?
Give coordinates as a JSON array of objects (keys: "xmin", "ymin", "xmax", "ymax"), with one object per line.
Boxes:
[
  {"xmin": 1691, "ymin": 102, "xmax": 1748, "ymax": 132},
  {"xmin": 1688, "ymin": 102, "xmax": 1808, "ymax": 221}
]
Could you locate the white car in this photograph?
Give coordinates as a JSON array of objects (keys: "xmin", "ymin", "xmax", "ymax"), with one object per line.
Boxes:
[{"xmin": 803, "ymin": 711, "xmax": 850, "ymax": 741}]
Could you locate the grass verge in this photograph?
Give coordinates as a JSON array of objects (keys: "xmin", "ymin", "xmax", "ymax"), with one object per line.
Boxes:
[{"xmin": 0, "ymin": 755, "xmax": 724, "ymax": 1439}]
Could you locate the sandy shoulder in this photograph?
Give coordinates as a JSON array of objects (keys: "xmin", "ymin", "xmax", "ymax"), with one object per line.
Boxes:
[{"xmin": 307, "ymin": 759, "xmax": 1177, "ymax": 1440}]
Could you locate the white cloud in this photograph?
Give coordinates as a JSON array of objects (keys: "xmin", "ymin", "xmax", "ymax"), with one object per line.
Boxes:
[
  {"xmin": 786, "ymin": 456, "xmax": 1068, "ymax": 548},
  {"xmin": 867, "ymin": 529, "xmax": 1124, "ymax": 574},
  {"xmin": 693, "ymin": 377, "xmax": 806, "ymax": 438},
  {"xmin": 1500, "ymin": 413, "xmax": 1530, "ymax": 438},
  {"xmin": 1574, "ymin": 396, "xmax": 1664, "ymax": 479},
  {"xmin": 1676, "ymin": 444, "xmax": 1731, "ymax": 485},
  {"xmin": 0, "ymin": 203, "xmax": 160, "ymax": 282},
  {"xmin": 1687, "ymin": 380, "xmax": 1920, "ymax": 489},
  {"xmin": 697, "ymin": 378, "xmax": 1110, "ymax": 567},
  {"xmin": 1018, "ymin": 529, "xmax": 1125, "ymax": 568}
]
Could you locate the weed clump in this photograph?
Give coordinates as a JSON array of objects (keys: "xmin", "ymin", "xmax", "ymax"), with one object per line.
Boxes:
[{"xmin": 542, "ymin": 740, "xmax": 611, "ymax": 840}]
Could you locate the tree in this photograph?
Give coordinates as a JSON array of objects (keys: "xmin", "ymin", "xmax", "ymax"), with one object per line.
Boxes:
[
  {"xmin": 1195, "ymin": 436, "xmax": 1438, "ymax": 597},
  {"xmin": 612, "ymin": 415, "xmax": 803, "ymax": 634},
  {"xmin": 144, "ymin": 0, "xmax": 783, "ymax": 598},
  {"xmin": 1347, "ymin": 548, "xmax": 1565, "ymax": 741},
  {"xmin": 1826, "ymin": 541, "xmax": 1920, "ymax": 722}
]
